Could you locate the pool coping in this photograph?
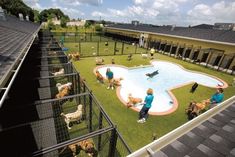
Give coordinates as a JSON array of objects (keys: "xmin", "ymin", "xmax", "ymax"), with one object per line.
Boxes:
[{"xmin": 93, "ymin": 60, "xmax": 228, "ymax": 116}]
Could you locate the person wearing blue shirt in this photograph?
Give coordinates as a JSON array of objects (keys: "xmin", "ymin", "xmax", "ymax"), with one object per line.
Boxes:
[
  {"xmin": 106, "ymin": 68, "xmax": 114, "ymax": 90},
  {"xmin": 209, "ymin": 88, "xmax": 224, "ymax": 108},
  {"xmin": 137, "ymin": 88, "xmax": 154, "ymax": 123}
]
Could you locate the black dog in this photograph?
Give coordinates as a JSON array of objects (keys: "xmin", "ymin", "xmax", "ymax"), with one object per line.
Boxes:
[
  {"xmin": 190, "ymin": 82, "xmax": 198, "ymax": 93},
  {"xmin": 146, "ymin": 70, "xmax": 159, "ymax": 78}
]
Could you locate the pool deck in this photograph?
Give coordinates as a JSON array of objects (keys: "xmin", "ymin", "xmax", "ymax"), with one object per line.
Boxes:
[{"xmin": 94, "ymin": 60, "xmax": 228, "ymax": 116}]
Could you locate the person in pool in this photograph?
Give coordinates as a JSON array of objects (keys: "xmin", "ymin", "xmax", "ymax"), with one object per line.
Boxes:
[
  {"xmin": 137, "ymin": 88, "xmax": 154, "ymax": 123},
  {"xmin": 106, "ymin": 68, "xmax": 114, "ymax": 90}
]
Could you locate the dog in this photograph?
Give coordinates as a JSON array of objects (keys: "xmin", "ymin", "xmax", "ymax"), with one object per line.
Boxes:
[
  {"xmin": 95, "ymin": 70, "xmax": 104, "ymax": 83},
  {"xmin": 127, "ymin": 54, "xmax": 132, "ymax": 61},
  {"xmin": 146, "ymin": 70, "xmax": 159, "ymax": 78},
  {"xmin": 127, "ymin": 93, "xmax": 143, "ymax": 108},
  {"xmin": 78, "ymin": 139, "xmax": 97, "ymax": 157},
  {"xmin": 56, "ymin": 86, "xmax": 71, "ymax": 99},
  {"xmin": 95, "ymin": 57, "xmax": 104, "ymax": 65},
  {"xmin": 61, "ymin": 104, "xmax": 83, "ymax": 129},
  {"xmin": 56, "ymin": 82, "xmax": 72, "ymax": 92},
  {"xmin": 68, "ymin": 52, "xmax": 80, "ymax": 61},
  {"xmin": 48, "ymin": 51, "xmax": 57, "ymax": 55},
  {"xmin": 59, "ymin": 139, "xmax": 97, "ymax": 157},
  {"xmin": 141, "ymin": 53, "xmax": 148, "ymax": 59},
  {"xmin": 51, "ymin": 68, "xmax": 64, "ymax": 76},
  {"xmin": 113, "ymin": 77, "xmax": 123, "ymax": 86},
  {"xmin": 190, "ymin": 82, "xmax": 198, "ymax": 93}
]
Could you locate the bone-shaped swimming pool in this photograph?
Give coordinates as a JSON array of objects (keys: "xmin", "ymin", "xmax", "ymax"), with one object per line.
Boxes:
[{"xmin": 95, "ymin": 60, "xmax": 227, "ymax": 115}]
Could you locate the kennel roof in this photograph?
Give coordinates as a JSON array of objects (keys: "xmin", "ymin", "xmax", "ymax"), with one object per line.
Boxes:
[
  {"xmin": 106, "ymin": 24, "xmax": 235, "ymax": 45},
  {"xmin": 0, "ymin": 14, "xmax": 40, "ymax": 87},
  {"xmin": 153, "ymin": 102, "xmax": 235, "ymax": 157}
]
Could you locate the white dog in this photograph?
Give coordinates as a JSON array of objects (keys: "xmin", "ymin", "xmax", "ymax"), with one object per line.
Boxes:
[
  {"xmin": 56, "ymin": 82, "xmax": 72, "ymax": 92},
  {"xmin": 51, "ymin": 68, "xmax": 64, "ymax": 76},
  {"xmin": 61, "ymin": 104, "xmax": 83, "ymax": 129},
  {"xmin": 95, "ymin": 57, "xmax": 104, "ymax": 65},
  {"xmin": 141, "ymin": 53, "xmax": 148, "ymax": 59}
]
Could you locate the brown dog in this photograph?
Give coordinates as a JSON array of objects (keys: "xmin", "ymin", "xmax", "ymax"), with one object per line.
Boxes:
[
  {"xmin": 68, "ymin": 52, "xmax": 80, "ymax": 61},
  {"xmin": 78, "ymin": 139, "xmax": 96, "ymax": 156},
  {"xmin": 127, "ymin": 93, "xmax": 143, "ymax": 108},
  {"xmin": 113, "ymin": 77, "xmax": 123, "ymax": 86},
  {"xmin": 59, "ymin": 139, "xmax": 96, "ymax": 157},
  {"xmin": 56, "ymin": 86, "xmax": 70, "ymax": 98}
]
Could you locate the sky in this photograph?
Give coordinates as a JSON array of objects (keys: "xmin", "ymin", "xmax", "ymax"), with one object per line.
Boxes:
[{"xmin": 23, "ymin": 0, "xmax": 235, "ymax": 26}]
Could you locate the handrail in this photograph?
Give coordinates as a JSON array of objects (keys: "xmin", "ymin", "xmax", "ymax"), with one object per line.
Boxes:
[
  {"xmin": 0, "ymin": 24, "xmax": 42, "ymax": 108},
  {"xmin": 128, "ymin": 96, "xmax": 235, "ymax": 157}
]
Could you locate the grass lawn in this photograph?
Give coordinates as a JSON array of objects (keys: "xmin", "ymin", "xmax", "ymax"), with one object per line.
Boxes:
[
  {"xmin": 64, "ymin": 42, "xmax": 147, "ymax": 57},
  {"xmin": 69, "ymin": 51, "xmax": 234, "ymax": 151}
]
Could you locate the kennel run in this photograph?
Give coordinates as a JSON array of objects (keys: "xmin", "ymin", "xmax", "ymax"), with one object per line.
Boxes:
[{"xmin": 0, "ymin": 30, "xmax": 131, "ymax": 157}]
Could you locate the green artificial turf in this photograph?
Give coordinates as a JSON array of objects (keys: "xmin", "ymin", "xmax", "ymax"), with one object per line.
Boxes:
[{"xmin": 67, "ymin": 49, "xmax": 234, "ymax": 151}]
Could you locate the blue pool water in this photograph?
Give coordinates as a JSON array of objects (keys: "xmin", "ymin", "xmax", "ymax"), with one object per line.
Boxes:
[{"xmin": 97, "ymin": 61, "xmax": 225, "ymax": 114}]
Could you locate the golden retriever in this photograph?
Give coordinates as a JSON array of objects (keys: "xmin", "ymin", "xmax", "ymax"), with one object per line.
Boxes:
[
  {"xmin": 113, "ymin": 77, "xmax": 123, "ymax": 86},
  {"xmin": 95, "ymin": 70, "xmax": 104, "ymax": 83},
  {"xmin": 68, "ymin": 52, "xmax": 80, "ymax": 61},
  {"xmin": 56, "ymin": 82, "xmax": 72, "ymax": 92},
  {"xmin": 61, "ymin": 104, "xmax": 83, "ymax": 129},
  {"xmin": 127, "ymin": 93, "xmax": 143, "ymax": 108},
  {"xmin": 56, "ymin": 86, "xmax": 70, "ymax": 99},
  {"xmin": 59, "ymin": 139, "xmax": 96, "ymax": 157}
]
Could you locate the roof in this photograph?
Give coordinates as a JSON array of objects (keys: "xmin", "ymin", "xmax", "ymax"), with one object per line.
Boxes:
[
  {"xmin": 0, "ymin": 15, "xmax": 40, "ymax": 86},
  {"xmin": 106, "ymin": 24, "xmax": 235, "ymax": 45},
  {"xmin": 154, "ymin": 102, "xmax": 235, "ymax": 157}
]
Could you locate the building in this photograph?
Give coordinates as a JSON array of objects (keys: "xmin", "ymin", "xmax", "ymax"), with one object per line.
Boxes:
[
  {"xmin": 51, "ymin": 17, "xmax": 61, "ymax": 25},
  {"xmin": 104, "ymin": 24, "xmax": 235, "ymax": 74},
  {"xmin": 66, "ymin": 19, "xmax": 86, "ymax": 27},
  {"xmin": 214, "ymin": 23, "xmax": 235, "ymax": 31}
]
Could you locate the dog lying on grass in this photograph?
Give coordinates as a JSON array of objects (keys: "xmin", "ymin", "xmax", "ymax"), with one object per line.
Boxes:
[
  {"xmin": 51, "ymin": 68, "xmax": 64, "ymax": 76},
  {"xmin": 127, "ymin": 93, "xmax": 143, "ymax": 108},
  {"xmin": 56, "ymin": 82, "xmax": 72, "ymax": 92},
  {"xmin": 68, "ymin": 52, "xmax": 80, "ymax": 61},
  {"xmin": 59, "ymin": 138, "xmax": 97, "ymax": 157},
  {"xmin": 95, "ymin": 57, "xmax": 104, "ymax": 65},
  {"xmin": 141, "ymin": 53, "xmax": 148, "ymax": 59},
  {"xmin": 61, "ymin": 104, "xmax": 83, "ymax": 130}
]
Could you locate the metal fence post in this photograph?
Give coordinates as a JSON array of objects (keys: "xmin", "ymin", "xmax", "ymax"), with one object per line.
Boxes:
[
  {"xmin": 108, "ymin": 127, "xmax": 118, "ymax": 157},
  {"xmin": 89, "ymin": 93, "xmax": 93, "ymax": 132},
  {"xmin": 135, "ymin": 43, "xmax": 137, "ymax": 54},
  {"xmin": 97, "ymin": 41, "xmax": 99, "ymax": 56},
  {"xmin": 121, "ymin": 42, "xmax": 124, "ymax": 55},
  {"xmin": 79, "ymin": 41, "xmax": 81, "ymax": 54},
  {"xmin": 98, "ymin": 110, "xmax": 103, "ymax": 151},
  {"xmin": 114, "ymin": 42, "xmax": 117, "ymax": 55}
]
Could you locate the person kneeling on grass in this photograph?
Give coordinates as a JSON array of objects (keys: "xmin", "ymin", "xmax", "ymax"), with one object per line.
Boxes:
[
  {"xmin": 208, "ymin": 88, "xmax": 224, "ymax": 108},
  {"xmin": 106, "ymin": 68, "xmax": 114, "ymax": 90},
  {"xmin": 137, "ymin": 88, "xmax": 154, "ymax": 123}
]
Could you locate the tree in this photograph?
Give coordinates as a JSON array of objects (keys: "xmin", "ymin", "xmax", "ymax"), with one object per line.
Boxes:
[
  {"xmin": 33, "ymin": 9, "xmax": 40, "ymax": 23},
  {"xmin": 0, "ymin": 0, "xmax": 34, "ymax": 21},
  {"xmin": 61, "ymin": 17, "xmax": 68, "ymax": 28},
  {"xmin": 95, "ymin": 24, "xmax": 103, "ymax": 32},
  {"xmin": 39, "ymin": 8, "xmax": 69, "ymax": 23}
]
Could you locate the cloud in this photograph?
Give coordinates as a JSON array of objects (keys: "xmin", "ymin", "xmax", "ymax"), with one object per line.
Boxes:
[
  {"xmin": 23, "ymin": 0, "xmax": 44, "ymax": 10},
  {"xmin": 91, "ymin": 11, "xmax": 107, "ymax": 17},
  {"xmin": 59, "ymin": 0, "xmax": 103, "ymax": 6},
  {"xmin": 187, "ymin": 1, "xmax": 235, "ymax": 25}
]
